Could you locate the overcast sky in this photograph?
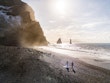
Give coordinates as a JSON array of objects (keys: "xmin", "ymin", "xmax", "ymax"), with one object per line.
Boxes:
[{"xmin": 22, "ymin": 0, "xmax": 110, "ymax": 43}]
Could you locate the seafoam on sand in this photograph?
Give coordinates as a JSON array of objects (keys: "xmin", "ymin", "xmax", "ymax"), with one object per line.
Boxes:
[{"xmin": 37, "ymin": 44, "xmax": 110, "ymax": 70}]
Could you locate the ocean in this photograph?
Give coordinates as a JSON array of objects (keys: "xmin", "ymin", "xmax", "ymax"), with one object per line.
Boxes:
[
  {"xmin": 50, "ymin": 43, "xmax": 110, "ymax": 60},
  {"xmin": 38, "ymin": 43, "xmax": 110, "ymax": 69},
  {"xmin": 76, "ymin": 43, "xmax": 110, "ymax": 51}
]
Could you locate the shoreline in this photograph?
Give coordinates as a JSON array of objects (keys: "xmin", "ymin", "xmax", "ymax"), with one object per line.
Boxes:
[
  {"xmin": 37, "ymin": 46, "xmax": 110, "ymax": 70},
  {"xmin": 36, "ymin": 46, "xmax": 110, "ymax": 83},
  {"xmin": 0, "ymin": 46, "xmax": 110, "ymax": 83}
]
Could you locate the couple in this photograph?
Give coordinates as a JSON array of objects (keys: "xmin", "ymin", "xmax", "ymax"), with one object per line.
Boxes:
[{"xmin": 66, "ymin": 61, "xmax": 76, "ymax": 73}]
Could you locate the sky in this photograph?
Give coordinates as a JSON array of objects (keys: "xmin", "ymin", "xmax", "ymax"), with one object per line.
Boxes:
[{"xmin": 22, "ymin": 0, "xmax": 110, "ymax": 43}]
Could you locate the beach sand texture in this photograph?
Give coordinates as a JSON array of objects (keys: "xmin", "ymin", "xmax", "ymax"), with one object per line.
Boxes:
[{"xmin": 0, "ymin": 45, "xmax": 110, "ymax": 83}]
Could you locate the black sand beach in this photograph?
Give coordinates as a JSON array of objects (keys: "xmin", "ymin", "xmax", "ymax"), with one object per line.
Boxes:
[{"xmin": 0, "ymin": 46, "xmax": 110, "ymax": 83}]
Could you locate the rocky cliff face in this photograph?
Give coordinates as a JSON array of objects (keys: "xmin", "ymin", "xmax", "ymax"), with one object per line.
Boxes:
[{"xmin": 0, "ymin": 0, "xmax": 47, "ymax": 46}]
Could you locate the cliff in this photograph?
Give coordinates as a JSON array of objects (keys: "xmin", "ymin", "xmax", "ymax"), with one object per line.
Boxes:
[{"xmin": 0, "ymin": 0, "xmax": 47, "ymax": 46}]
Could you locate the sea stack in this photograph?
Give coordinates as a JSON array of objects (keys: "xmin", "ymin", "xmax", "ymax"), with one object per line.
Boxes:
[
  {"xmin": 70, "ymin": 39, "xmax": 72, "ymax": 44},
  {"xmin": 57, "ymin": 38, "xmax": 62, "ymax": 44},
  {"xmin": 0, "ymin": 0, "xmax": 48, "ymax": 47}
]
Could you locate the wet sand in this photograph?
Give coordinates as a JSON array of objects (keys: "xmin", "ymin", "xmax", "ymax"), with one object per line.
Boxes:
[
  {"xmin": 36, "ymin": 46, "xmax": 110, "ymax": 83},
  {"xmin": 0, "ymin": 45, "xmax": 110, "ymax": 83},
  {"xmin": 38, "ymin": 46, "xmax": 110, "ymax": 70}
]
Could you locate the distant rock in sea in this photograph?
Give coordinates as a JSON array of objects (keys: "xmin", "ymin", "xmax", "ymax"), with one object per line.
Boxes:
[
  {"xmin": 57, "ymin": 38, "xmax": 62, "ymax": 44},
  {"xmin": 70, "ymin": 39, "xmax": 72, "ymax": 44},
  {"xmin": 0, "ymin": 0, "xmax": 47, "ymax": 46}
]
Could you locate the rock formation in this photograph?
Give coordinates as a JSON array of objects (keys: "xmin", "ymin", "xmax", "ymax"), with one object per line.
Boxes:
[
  {"xmin": 0, "ymin": 0, "xmax": 47, "ymax": 46},
  {"xmin": 70, "ymin": 39, "xmax": 72, "ymax": 44},
  {"xmin": 57, "ymin": 38, "xmax": 62, "ymax": 44}
]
